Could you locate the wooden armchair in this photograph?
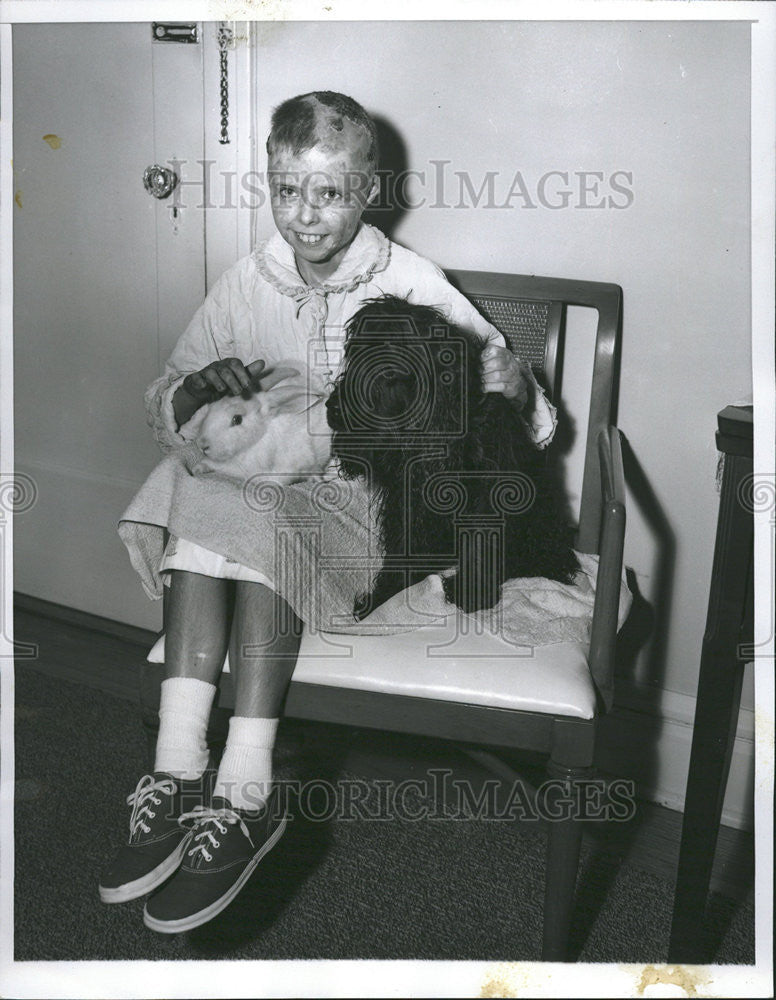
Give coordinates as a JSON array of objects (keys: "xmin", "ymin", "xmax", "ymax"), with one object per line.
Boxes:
[{"xmin": 141, "ymin": 270, "xmax": 626, "ymax": 960}]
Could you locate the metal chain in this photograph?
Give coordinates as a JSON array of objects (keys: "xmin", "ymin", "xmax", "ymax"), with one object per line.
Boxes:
[{"xmin": 217, "ymin": 23, "xmax": 233, "ymax": 145}]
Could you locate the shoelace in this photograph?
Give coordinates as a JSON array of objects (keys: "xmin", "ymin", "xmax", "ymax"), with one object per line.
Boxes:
[
  {"xmin": 178, "ymin": 805, "xmax": 256, "ymax": 864},
  {"xmin": 127, "ymin": 774, "xmax": 177, "ymax": 837}
]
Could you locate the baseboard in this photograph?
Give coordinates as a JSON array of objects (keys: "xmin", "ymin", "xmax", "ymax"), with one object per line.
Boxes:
[
  {"xmin": 597, "ymin": 681, "xmax": 755, "ymax": 831},
  {"xmin": 13, "ymin": 593, "xmax": 755, "ymax": 830},
  {"xmin": 14, "ymin": 592, "xmax": 157, "ymax": 650},
  {"xmin": 614, "ymin": 678, "xmax": 754, "ymax": 741}
]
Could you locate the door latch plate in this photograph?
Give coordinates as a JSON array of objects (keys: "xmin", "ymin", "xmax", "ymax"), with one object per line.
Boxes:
[{"xmin": 152, "ymin": 23, "xmax": 199, "ymax": 44}]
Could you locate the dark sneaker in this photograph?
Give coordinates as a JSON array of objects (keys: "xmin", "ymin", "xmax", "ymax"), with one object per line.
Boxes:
[
  {"xmin": 99, "ymin": 772, "xmax": 205, "ymax": 904},
  {"xmin": 143, "ymin": 788, "xmax": 287, "ymax": 933}
]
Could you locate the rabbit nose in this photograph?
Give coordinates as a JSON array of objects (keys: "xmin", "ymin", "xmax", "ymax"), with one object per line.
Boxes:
[{"xmin": 198, "ymin": 438, "xmax": 210, "ymax": 454}]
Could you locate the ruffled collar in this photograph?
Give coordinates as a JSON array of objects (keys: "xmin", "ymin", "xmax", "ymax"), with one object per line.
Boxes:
[{"xmin": 252, "ymin": 223, "xmax": 391, "ymax": 299}]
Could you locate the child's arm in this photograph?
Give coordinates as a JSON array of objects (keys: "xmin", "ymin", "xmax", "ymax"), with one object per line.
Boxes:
[
  {"xmin": 145, "ymin": 261, "xmax": 260, "ymax": 451},
  {"xmin": 399, "ymin": 254, "xmax": 557, "ymax": 447}
]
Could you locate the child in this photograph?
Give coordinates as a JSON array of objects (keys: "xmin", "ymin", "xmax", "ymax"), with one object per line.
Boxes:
[{"xmin": 99, "ymin": 91, "xmax": 556, "ymax": 934}]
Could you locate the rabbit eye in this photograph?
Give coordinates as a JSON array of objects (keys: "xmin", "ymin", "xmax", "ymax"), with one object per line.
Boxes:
[{"xmin": 230, "ymin": 414, "xmax": 243, "ymax": 426}]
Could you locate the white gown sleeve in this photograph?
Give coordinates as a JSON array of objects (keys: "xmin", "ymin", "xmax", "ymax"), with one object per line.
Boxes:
[
  {"xmin": 403, "ymin": 256, "xmax": 558, "ymax": 448},
  {"xmin": 144, "ymin": 268, "xmax": 241, "ymax": 452}
]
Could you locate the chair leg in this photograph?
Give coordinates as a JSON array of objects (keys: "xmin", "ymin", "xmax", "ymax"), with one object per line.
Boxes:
[{"xmin": 541, "ymin": 760, "xmax": 594, "ymax": 961}]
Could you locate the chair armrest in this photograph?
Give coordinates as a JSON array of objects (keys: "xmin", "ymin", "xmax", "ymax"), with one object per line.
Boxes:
[{"xmin": 587, "ymin": 426, "xmax": 626, "ymax": 712}]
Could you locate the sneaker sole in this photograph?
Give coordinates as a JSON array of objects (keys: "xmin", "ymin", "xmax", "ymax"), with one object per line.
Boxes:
[
  {"xmin": 99, "ymin": 837, "xmax": 191, "ymax": 904},
  {"xmin": 142, "ymin": 815, "xmax": 287, "ymax": 933}
]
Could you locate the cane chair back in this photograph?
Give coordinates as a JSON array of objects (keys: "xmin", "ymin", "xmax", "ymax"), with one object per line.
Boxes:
[{"xmin": 446, "ymin": 270, "xmax": 622, "ymax": 559}]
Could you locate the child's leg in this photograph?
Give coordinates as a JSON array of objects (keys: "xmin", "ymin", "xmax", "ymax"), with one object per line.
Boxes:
[
  {"xmin": 99, "ymin": 570, "xmax": 230, "ymax": 904},
  {"xmin": 165, "ymin": 568, "xmax": 231, "ymax": 685},
  {"xmin": 212, "ymin": 581, "xmax": 302, "ymax": 809},
  {"xmin": 153, "ymin": 570, "xmax": 230, "ymax": 779},
  {"xmin": 230, "ymin": 580, "xmax": 302, "ymax": 716},
  {"xmin": 142, "ymin": 582, "xmax": 302, "ymax": 933}
]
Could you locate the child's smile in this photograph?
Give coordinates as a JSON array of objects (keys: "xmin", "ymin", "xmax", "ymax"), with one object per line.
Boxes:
[{"xmin": 269, "ymin": 143, "xmax": 378, "ymax": 284}]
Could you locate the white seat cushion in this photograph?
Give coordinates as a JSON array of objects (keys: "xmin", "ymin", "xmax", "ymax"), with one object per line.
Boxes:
[{"xmin": 147, "ymin": 617, "xmax": 596, "ymax": 720}]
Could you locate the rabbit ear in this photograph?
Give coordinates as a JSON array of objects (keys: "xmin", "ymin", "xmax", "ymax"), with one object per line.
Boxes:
[
  {"xmin": 262, "ymin": 384, "xmax": 314, "ymax": 416},
  {"xmin": 255, "ymin": 365, "xmax": 302, "ymax": 392}
]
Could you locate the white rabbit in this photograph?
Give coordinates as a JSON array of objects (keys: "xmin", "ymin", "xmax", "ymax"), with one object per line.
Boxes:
[{"xmin": 179, "ymin": 361, "xmax": 332, "ymax": 484}]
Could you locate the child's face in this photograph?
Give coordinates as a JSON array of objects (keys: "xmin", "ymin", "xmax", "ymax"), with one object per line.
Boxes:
[{"xmin": 269, "ymin": 141, "xmax": 378, "ymax": 283}]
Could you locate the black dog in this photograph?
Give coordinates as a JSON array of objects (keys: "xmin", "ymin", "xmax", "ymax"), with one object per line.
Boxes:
[{"xmin": 326, "ymin": 295, "xmax": 578, "ymax": 620}]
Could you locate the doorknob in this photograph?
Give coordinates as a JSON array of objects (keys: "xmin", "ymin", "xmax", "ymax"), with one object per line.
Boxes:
[{"xmin": 143, "ymin": 164, "xmax": 179, "ymax": 199}]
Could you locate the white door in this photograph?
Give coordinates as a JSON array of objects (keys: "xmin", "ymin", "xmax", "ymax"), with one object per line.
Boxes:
[{"xmin": 12, "ymin": 21, "xmax": 251, "ymax": 630}]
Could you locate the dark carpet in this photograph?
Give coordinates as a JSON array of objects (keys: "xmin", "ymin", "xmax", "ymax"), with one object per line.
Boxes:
[{"xmin": 13, "ymin": 666, "xmax": 754, "ymax": 963}]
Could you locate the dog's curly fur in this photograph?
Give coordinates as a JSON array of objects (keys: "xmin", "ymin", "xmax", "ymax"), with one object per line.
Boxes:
[{"xmin": 326, "ymin": 295, "xmax": 579, "ymax": 620}]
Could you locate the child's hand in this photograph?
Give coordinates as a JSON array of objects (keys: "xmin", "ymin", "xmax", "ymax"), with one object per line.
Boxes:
[
  {"xmin": 183, "ymin": 358, "xmax": 266, "ymax": 402},
  {"xmin": 173, "ymin": 358, "xmax": 266, "ymax": 429},
  {"xmin": 481, "ymin": 345, "xmax": 530, "ymax": 409}
]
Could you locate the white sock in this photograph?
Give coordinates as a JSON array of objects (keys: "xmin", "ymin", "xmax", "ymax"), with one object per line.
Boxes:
[
  {"xmin": 213, "ymin": 716, "xmax": 279, "ymax": 812},
  {"xmin": 154, "ymin": 677, "xmax": 217, "ymax": 780}
]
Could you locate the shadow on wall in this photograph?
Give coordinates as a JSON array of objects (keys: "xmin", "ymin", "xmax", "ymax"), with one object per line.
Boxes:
[
  {"xmin": 362, "ymin": 114, "xmax": 409, "ymax": 240},
  {"xmin": 596, "ymin": 433, "xmax": 677, "ymax": 798},
  {"xmin": 618, "ymin": 434, "xmax": 677, "ymax": 697}
]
